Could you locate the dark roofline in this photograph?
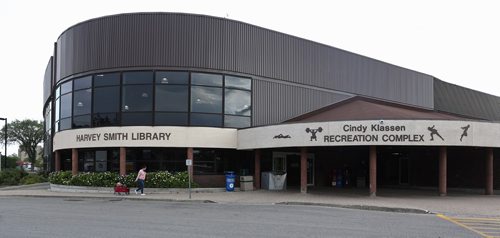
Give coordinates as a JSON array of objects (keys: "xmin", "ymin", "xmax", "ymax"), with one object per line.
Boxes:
[{"xmin": 286, "ymin": 96, "xmax": 482, "ymax": 123}]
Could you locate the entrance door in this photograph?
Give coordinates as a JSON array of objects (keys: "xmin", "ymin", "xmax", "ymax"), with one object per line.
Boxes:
[
  {"xmin": 399, "ymin": 157, "xmax": 409, "ymax": 185},
  {"xmin": 286, "ymin": 155, "xmax": 300, "ymax": 186},
  {"xmin": 272, "ymin": 152, "xmax": 315, "ymax": 187}
]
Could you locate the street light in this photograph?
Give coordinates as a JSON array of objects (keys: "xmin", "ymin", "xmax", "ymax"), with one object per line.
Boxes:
[{"xmin": 0, "ymin": 118, "xmax": 6, "ymax": 170}]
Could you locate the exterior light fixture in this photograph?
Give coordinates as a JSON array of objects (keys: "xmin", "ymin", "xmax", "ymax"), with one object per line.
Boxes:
[
  {"xmin": 141, "ymin": 93, "xmax": 149, "ymax": 98},
  {"xmin": 77, "ymin": 102, "xmax": 84, "ymax": 107},
  {"xmin": 161, "ymin": 77, "xmax": 169, "ymax": 83}
]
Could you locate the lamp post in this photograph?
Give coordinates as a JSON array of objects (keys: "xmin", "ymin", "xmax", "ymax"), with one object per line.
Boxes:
[{"xmin": 0, "ymin": 118, "xmax": 6, "ymax": 170}]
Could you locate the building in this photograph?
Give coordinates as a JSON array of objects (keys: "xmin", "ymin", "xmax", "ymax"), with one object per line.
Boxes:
[{"xmin": 43, "ymin": 12, "xmax": 499, "ymax": 195}]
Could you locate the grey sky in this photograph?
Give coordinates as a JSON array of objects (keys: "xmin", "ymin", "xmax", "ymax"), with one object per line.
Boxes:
[{"xmin": 1, "ymin": 0, "xmax": 499, "ymax": 153}]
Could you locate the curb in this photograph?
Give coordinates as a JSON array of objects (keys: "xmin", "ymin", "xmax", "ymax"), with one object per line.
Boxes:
[
  {"xmin": 276, "ymin": 201, "xmax": 432, "ymax": 214},
  {"xmin": 0, "ymin": 182, "xmax": 50, "ymax": 191},
  {"xmin": 48, "ymin": 184, "xmax": 236, "ymax": 194},
  {"xmin": 0, "ymin": 193, "xmax": 217, "ymax": 204}
]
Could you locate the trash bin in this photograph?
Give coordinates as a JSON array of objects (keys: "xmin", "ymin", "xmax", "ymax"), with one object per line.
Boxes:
[
  {"xmin": 225, "ymin": 171, "xmax": 236, "ymax": 192},
  {"xmin": 240, "ymin": 176, "xmax": 254, "ymax": 191}
]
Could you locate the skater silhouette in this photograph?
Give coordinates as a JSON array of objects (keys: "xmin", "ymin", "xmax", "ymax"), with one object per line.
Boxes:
[
  {"xmin": 460, "ymin": 124, "xmax": 470, "ymax": 141},
  {"xmin": 427, "ymin": 125, "xmax": 444, "ymax": 141}
]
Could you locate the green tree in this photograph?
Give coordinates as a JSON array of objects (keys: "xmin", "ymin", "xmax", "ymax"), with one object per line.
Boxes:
[
  {"xmin": 7, "ymin": 155, "xmax": 20, "ymax": 169},
  {"xmin": 0, "ymin": 119, "xmax": 44, "ymax": 171}
]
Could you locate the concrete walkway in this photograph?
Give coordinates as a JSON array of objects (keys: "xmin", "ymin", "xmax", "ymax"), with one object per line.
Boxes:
[{"xmin": 1, "ymin": 183, "xmax": 499, "ymax": 217}]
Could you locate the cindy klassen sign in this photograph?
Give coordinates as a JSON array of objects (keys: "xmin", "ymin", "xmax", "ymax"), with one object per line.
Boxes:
[
  {"xmin": 308, "ymin": 121, "xmax": 469, "ymax": 145},
  {"xmin": 237, "ymin": 120, "xmax": 500, "ymax": 149},
  {"xmin": 319, "ymin": 123, "xmax": 425, "ymax": 143}
]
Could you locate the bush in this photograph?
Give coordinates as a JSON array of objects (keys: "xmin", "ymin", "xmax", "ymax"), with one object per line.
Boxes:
[
  {"xmin": 48, "ymin": 171, "xmax": 197, "ymax": 188},
  {"xmin": 0, "ymin": 169, "xmax": 28, "ymax": 186},
  {"xmin": 48, "ymin": 171, "xmax": 73, "ymax": 185},
  {"xmin": 20, "ymin": 173, "xmax": 48, "ymax": 185}
]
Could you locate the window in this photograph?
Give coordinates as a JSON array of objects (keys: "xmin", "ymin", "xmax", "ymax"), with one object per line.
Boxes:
[
  {"xmin": 224, "ymin": 115, "xmax": 251, "ymax": 128},
  {"xmin": 122, "ymin": 85, "xmax": 153, "ymax": 112},
  {"xmin": 60, "ymin": 81, "xmax": 72, "ymax": 95},
  {"xmin": 191, "ymin": 86, "xmax": 222, "ymax": 113},
  {"xmin": 73, "ymin": 115, "xmax": 91, "ymax": 128},
  {"xmin": 94, "ymin": 73, "xmax": 120, "ymax": 87},
  {"xmin": 156, "ymin": 85, "xmax": 188, "ymax": 112},
  {"xmin": 94, "ymin": 86, "xmax": 120, "ymax": 113},
  {"xmin": 155, "ymin": 112, "xmax": 188, "ymax": 126},
  {"xmin": 192, "ymin": 73, "xmax": 222, "ymax": 87},
  {"xmin": 60, "ymin": 93, "xmax": 72, "ymax": 119},
  {"xmin": 54, "ymin": 70, "xmax": 253, "ymax": 130},
  {"xmin": 123, "ymin": 71, "xmax": 153, "ymax": 85},
  {"xmin": 93, "ymin": 86, "xmax": 120, "ymax": 127},
  {"xmin": 225, "ymin": 76, "xmax": 251, "ymax": 90},
  {"xmin": 224, "ymin": 89, "xmax": 251, "ymax": 116},
  {"xmin": 74, "ymin": 76, "xmax": 92, "ymax": 90},
  {"xmin": 93, "ymin": 113, "xmax": 119, "ymax": 127},
  {"xmin": 59, "ymin": 118, "xmax": 72, "ymax": 131},
  {"xmin": 224, "ymin": 75, "xmax": 251, "ymax": 128},
  {"xmin": 122, "ymin": 112, "xmax": 152, "ymax": 126},
  {"xmin": 190, "ymin": 113, "xmax": 222, "ymax": 127},
  {"xmin": 73, "ymin": 89, "xmax": 92, "ymax": 116},
  {"xmin": 155, "ymin": 71, "xmax": 188, "ymax": 85}
]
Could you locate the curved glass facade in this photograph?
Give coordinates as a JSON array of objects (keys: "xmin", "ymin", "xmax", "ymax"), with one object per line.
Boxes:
[{"xmin": 54, "ymin": 71, "xmax": 252, "ymax": 131}]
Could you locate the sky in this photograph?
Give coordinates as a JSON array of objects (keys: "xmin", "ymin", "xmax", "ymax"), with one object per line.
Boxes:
[{"xmin": 1, "ymin": 0, "xmax": 499, "ymax": 154}]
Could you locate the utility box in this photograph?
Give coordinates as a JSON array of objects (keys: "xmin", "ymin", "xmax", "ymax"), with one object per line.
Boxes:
[
  {"xmin": 261, "ymin": 172, "xmax": 287, "ymax": 190},
  {"xmin": 240, "ymin": 176, "xmax": 254, "ymax": 191}
]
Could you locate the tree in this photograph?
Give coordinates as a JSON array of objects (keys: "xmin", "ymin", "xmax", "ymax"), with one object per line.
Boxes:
[
  {"xmin": 6, "ymin": 154, "xmax": 20, "ymax": 169},
  {"xmin": 0, "ymin": 119, "xmax": 44, "ymax": 171}
]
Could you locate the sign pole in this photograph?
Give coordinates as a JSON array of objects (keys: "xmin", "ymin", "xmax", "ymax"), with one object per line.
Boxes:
[{"xmin": 186, "ymin": 159, "xmax": 192, "ymax": 199}]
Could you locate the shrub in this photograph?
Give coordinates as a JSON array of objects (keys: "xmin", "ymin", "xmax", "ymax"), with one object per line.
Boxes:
[
  {"xmin": 48, "ymin": 171, "xmax": 73, "ymax": 185},
  {"xmin": 48, "ymin": 171, "xmax": 197, "ymax": 188},
  {"xmin": 0, "ymin": 169, "xmax": 28, "ymax": 186},
  {"xmin": 20, "ymin": 174, "xmax": 48, "ymax": 185}
]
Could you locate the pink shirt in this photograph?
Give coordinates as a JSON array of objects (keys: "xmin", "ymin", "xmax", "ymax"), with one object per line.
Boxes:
[{"xmin": 137, "ymin": 169, "xmax": 146, "ymax": 180}]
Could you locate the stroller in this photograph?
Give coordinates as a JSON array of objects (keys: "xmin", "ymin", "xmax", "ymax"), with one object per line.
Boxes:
[{"xmin": 114, "ymin": 182, "xmax": 130, "ymax": 195}]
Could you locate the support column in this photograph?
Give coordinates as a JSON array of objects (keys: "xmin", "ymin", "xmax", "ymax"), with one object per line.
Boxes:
[
  {"xmin": 485, "ymin": 148, "xmax": 494, "ymax": 195},
  {"xmin": 55, "ymin": 150, "xmax": 61, "ymax": 171},
  {"xmin": 254, "ymin": 149, "xmax": 261, "ymax": 189},
  {"xmin": 369, "ymin": 146, "xmax": 377, "ymax": 197},
  {"xmin": 71, "ymin": 148, "xmax": 78, "ymax": 176},
  {"xmin": 439, "ymin": 146, "xmax": 447, "ymax": 196},
  {"xmin": 187, "ymin": 147, "xmax": 194, "ymax": 179},
  {"xmin": 120, "ymin": 147, "xmax": 126, "ymax": 176},
  {"xmin": 300, "ymin": 147, "xmax": 307, "ymax": 194}
]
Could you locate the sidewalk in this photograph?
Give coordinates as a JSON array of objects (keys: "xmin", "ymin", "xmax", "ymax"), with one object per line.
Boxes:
[{"xmin": 1, "ymin": 183, "xmax": 499, "ymax": 217}]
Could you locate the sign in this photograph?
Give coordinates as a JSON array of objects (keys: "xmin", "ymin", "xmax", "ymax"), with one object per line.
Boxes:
[
  {"xmin": 186, "ymin": 159, "xmax": 192, "ymax": 166},
  {"xmin": 53, "ymin": 126, "xmax": 238, "ymax": 151},
  {"xmin": 238, "ymin": 120, "xmax": 500, "ymax": 149}
]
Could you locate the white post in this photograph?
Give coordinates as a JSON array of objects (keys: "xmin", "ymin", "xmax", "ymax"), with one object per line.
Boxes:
[{"xmin": 186, "ymin": 159, "xmax": 193, "ymax": 199}]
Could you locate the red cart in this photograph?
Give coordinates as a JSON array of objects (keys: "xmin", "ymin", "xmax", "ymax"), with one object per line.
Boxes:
[{"xmin": 114, "ymin": 183, "xmax": 130, "ymax": 195}]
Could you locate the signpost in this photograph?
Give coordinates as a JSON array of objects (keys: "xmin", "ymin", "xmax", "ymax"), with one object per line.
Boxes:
[{"xmin": 186, "ymin": 159, "xmax": 193, "ymax": 199}]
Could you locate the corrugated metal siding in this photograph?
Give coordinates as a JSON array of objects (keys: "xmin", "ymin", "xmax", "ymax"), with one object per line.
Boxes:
[
  {"xmin": 43, "ymin": 57, "xmax": 53, "ymax": 104},
  {"xmin": 55, "ymin": 13, "xmax": 434, "ymax": 111},
  {"xmin": 434, "ymin": 79, "xmax": 500, "ymax": 121},
  {"xmin": 253, "ymin": 80, "xmax": 352, "ymax": 126}
]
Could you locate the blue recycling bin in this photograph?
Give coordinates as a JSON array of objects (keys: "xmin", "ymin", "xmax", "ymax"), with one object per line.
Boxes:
[{"xmin": 225, "ymin": 171, "xmax": 236, "ymax": 192}]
